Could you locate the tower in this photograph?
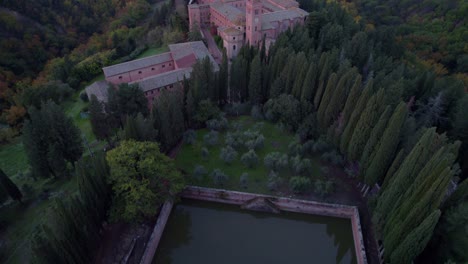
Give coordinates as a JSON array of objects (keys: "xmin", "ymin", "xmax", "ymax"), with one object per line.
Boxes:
[{"xmin": 245, "ymin": 0, "xmax": 262, "ymax": 46}]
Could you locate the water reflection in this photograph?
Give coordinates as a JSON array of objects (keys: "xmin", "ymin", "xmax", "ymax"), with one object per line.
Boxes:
[{"xmin": 153, "ymin": 199, "xmax": 356, "ymax": 264}]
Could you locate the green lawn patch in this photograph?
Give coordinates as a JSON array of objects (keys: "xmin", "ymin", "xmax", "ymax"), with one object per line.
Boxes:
[
  {"xmin": 136, "ymin": 46, "xmax": 169, "ymax": 59},
  {"xmin": 0, "ymin": 138, "xmax": 28, "ymax": 177},
  {"xmin": 175, "ymin": 116, "xmax": 324, "ymax": 194}
]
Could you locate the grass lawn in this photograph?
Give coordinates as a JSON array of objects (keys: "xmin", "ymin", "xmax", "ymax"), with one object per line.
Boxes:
[
  {"xmin": 175, "ymin": 116, "xmax": 324, "ymax": 194},
  {"xmin": 136, "ymin": 46, "xmax": 169, "ymax": 59},
  {"xmin": 0, "ymin": 138, "xmax": 28, "ymax": 178}
]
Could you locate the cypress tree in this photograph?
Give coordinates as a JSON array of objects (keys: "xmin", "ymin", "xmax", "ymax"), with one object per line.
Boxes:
[
  {"xmin": 300, "ymin": 62, "xmax": 318, "ymax": 102},
  {"xmin": 364, "ymin": 102, "xmax": 408, "ymax": 185},
  {"xmin": 359, "ymin": 105, "xmax": 392, "ymax": 177},
  {"xmin": 389, "ymin": 210, "xmax": 441, "ymax": 264},
  {"xmin": 380, "ymin": 149, "xmax": 404, "ymax": 191},
  {"xmin": 316, "ymin": 73, "xmax": 338, "ymax": 128},
  {"xmin": 340, "ymin": 79, "xmax": 372, "ymax": 154},
  {"xmin": 384, "ymin": 165, "xmax": 451, "ymax": 254},
  {"xmin": 373, "ymin": 128, "xmax": 442, "ymax": 227},
  {"xmin": 322, "ymin": 69, "xmax": 358, "ymax": 128},
  {"xmin": 292, "ymin": 56, "xmax": 308, "ymax": 99},
  {"xmin": 89, "ymin": 95, "xmax": 112, "ymax": 143},
  {"xmin": 0, "ymin": 169, "xmax": 22, "ymax": 202},
  {"xmin": 284, "ymin": 53, "xmax": 298, "ymax": 94},
  {"xmin": 313, "ymin": 53, "xmax": 331, "ymax": 108},
  {"xmin": 347, "ymin": 88, "xmax": 385, "ymax": 161},
  {"xmin": 218, "ymin": 51, "xmax": 227, "ymax": 104},
  {"xmin": 248, "ymin": 54, "xmax": 262, "ymax": 104},
  {"xmin": 123, "ymin": 116, "xmax": 139, "ymax": 140},
  {"xmin": 341, "ymin": 75, "xmax": 362, "ymax": 125}
]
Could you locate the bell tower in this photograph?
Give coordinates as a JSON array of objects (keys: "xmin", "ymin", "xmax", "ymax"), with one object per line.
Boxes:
[{"xmin": 245, "ymin": 0, "xmax": 262, "ymax": 46}]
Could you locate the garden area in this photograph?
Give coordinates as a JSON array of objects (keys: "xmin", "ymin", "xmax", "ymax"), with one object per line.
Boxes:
[{"xmin": 176, "ymin": 115, "xmax": 345, "ymax": 198}]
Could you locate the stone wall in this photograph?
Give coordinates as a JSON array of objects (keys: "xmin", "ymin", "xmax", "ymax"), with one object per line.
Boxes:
[
  {"xmin": 141, "ymin": 186, "xmax": 368, "ymax": 264},
  {"xmin": 181, "ymin": 186, "xmax": 368, "ymax": 264}
]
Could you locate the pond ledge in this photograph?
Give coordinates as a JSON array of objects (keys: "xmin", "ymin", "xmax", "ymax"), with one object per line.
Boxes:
[{"xmin": 141, "ymin": 186, "xmax": 368, "ymax": 264}]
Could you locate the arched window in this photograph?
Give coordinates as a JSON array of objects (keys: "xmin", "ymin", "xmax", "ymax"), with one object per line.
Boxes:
[{"xmin": 233, "ymin": 45, "xmax": 236, "ymax": 50}]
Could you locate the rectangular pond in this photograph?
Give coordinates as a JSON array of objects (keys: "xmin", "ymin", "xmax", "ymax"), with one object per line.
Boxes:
[{"xmin": 153, "ymin": 199, "xmax": 357, "ymax": 264}]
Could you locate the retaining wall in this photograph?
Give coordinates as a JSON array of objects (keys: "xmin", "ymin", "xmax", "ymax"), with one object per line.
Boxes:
[
  {"xmin": 141, "ymin": 186, "xmax": 367, "ymax": 264},
  {"xmin": 139, "ymin": 201, "xmax": 173, "ymax": 264},
  {"xmin": 181, "ymin": 186, "xmax": 368, "ymax": 264}
]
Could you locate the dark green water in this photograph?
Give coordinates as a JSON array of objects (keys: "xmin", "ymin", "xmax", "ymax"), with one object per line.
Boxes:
[{"xmin": 153, "ymin": 199, "xmax": 356, "ymax": 264}]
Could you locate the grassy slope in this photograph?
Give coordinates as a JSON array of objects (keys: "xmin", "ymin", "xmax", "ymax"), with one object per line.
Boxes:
[
  {"xmin": 176, "ymin": 116, "xmax": 323, "ymax": 193},
  {"xmin": 135, "ymin": 46, "xmax": 169, "ymax": 59}
]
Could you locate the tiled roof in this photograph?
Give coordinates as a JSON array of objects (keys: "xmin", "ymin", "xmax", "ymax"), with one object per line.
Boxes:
[
  {"xmin": 211, "ymin": 2, "xmax": 245, "ymax": 24},
  {"xmin": 261, "ymin": 9, "xmax": 307, "ymax": 24},
  {"xmin": 102, "ymin": 52, "xmax": 173, "ymax": 77},
  {"xmin": 135, "ymin": 68, "xmax": 192, "ymax": 92},
  {"xmin": 169, "ymin": 41, "xmax": 220, "ymax": 71},
  {"xmin": 85, "ymin": 80, "xmax": 110, "ymax": 102},
  {"xmin": 266, "ymin": 0, "xmax": 299, "ymax": 9},
  {"xmin": 219, "ymin": 26, "xmax": 243, "ymax": 35}
]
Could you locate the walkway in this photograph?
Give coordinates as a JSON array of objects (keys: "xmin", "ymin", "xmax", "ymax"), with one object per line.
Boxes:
[{"xmin": 201, "ymin": 28, "xmax": 222, "ymax": 64}]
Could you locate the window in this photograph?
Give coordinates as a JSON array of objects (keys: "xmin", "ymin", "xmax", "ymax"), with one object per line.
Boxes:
[
  {"xmin": 255, "ymin": 26, "xmax": 257, "ymax": 31},
  {"xmin": 162, "ymin": 64, "xmax": 166, "ymax": 68},
  {"xmin": 233, "ymin": 45, "xmax": 236, "ymax": 50},
  {"xmin": 119, "ymin": 76, "xmax": 122, "ymax": 79},
  {"xmin": 233, "ymin": 37, "xmax": 236, "ymax": 40},
  {"xmin": 151, "ymin": 68, "xmax": 155, "ymax": 71},
  {"xmin": 138, "ymin": 71, "xmax": 142, "ymax": 74},
  {"xmin": 169, "ymin": 63, "xmax": 172, "ymax": 66}
]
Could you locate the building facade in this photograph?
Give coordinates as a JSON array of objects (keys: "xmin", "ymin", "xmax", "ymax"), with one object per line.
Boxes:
[
  {"xmin": 188, "ymin": 0, "xmax": 308, "ymax": 58},
  {"xmin": 86, "ymin": 41, "xmax": 219, "ymax": 108}
]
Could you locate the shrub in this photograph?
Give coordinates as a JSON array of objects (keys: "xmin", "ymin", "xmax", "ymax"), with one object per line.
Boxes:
[
  {"xmin": 267, "ymin": 170, "xmax": 282, "ymax": 191},
  {"xmin": 289, "ymin": 176, "xmax": 312, "ymax": 193},
  {"xmin": 193, "ymin": 165, "xmax": 208, "ymax": 180},
  {"xmin": 241, "ymin": 149, "xmax": 258, "ymax": 168},
  {"xmin": 225, "ymin": 131, "xmax": 244, "ymax": 149},
  {"xmin": 240, "ymin": 173, "xmax": 249, "ymax": 189},
  {"xmin": 312, "ymin": 138, "xmax": 331, "ymax": 153},
  {"xmin": 264, "ymin": 152, "xmax": 289, "ymax": 171},
  {"xmin": 243, "ymin": 130, "xmax": 264, "ymax": 150},
  {"xmin": 80, "ymin": 92, "xmax": 89, "ymax": 102},
  {"xmin": 290, "ymin": 155, "xmax": 312, "ymax": 175},
  {"xmin": 211, "ymin": 169, "xmax": 229, "ymax": 187},
  {"xmin": 251, "ymin": 105, "xmax": 264, "ymax": 120},
  {"xmin": 203, "ymin": 130, "xmax": 219, "ymax": 146},
  {"xmin": 219, "ymin": 146, "xmax": 238, "ymax": 164},
  {"xmin": 223, "ymin": 102, "xmax": 251, "ymax": 116},
  {"xmin": 288, "ymin": 139, "xmax": 304, "ymax": 157},
  {"xmin": 321, "ymin": 150, "xmax": 344, "ymax": 166},
  {"xmin": 201, "ymin": 147, "xmax": 209, "ymax": 159},
  {"xmin": 183, "ymin": 130, "xmax": 197, "ymax": 145},
  {"xmin": 206, "ymin": 116, "xmax": 229, "ymax": 131},
  {"xmin": 314, "ymin": 179, "xmax": 334, "ymax": 197}
]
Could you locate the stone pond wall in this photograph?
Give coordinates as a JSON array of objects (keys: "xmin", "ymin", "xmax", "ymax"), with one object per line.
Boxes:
[{"xmin": 140, "ymin": 186, "xmax": 368, "ymax": 264}]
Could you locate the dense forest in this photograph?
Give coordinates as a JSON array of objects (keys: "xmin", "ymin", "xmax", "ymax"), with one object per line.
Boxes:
[
  {"xmin": 335, "ymin": 0, "xmax": 467, "ymax": 78},
  {"xmin": 0, "ymin": 0, "xmax": 187, "ymax": 138},
  {"xmin": 0, "ymin": 0, "xmax": 467, "ymax": 263}
]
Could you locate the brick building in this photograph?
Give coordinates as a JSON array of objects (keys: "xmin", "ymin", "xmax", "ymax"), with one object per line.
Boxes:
[
  {"xmin": 86, "ymin": 41, "xmax": 219, "ymax": 107},
  {"xmin": 188, "ymin": 0, "xmax": 308, "ymax": 58}
]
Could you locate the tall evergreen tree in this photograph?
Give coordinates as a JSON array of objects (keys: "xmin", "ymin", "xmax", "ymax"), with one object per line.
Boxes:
[
  {"xmin": 389, "ymin": 210, "xmax": 441, "ymax": 264},
  {"xmin": 373, "ymin": 128, "xmax": 443, "ymax": 227},
  {"xmin": 0, "ymin": 169, "xmax": 22, "ymax": 202},
  {"xmin": 347, "ymin": 88, "xmax": 385, "ymax": 161},
  {"xmin": 364, "ymin": 102, "xmax": 408, "ymax": 185},
  {"xmin": 359, "ymin": 105, "xmax": 392, "ymax": 175},
  {"xmin": 313, "ymin": 53, "xmax": 332, "ymax": 108},
  {"xmin": 341, "ymin": 75, "xmax": 362, "ymax": 125},
  {"xmin": 89, "ymin": 95, "xmax": 112, "ymax": 143},
  {"xmin": 316, "ymin": 72, "xmax": 338, "ymax": 128},
  {"xmin": 340, "ymin": 79, "xmax": 372, "ymax": 154},
  {"xmin": 248, "ymin": 55, "xmax": 262, "ymax": 104},
  {"xmin": 322, "ymin": 69, "xmax": 358, "ymax": 128},
  {"xmin": 300, "ymin": 62, "xmax": 318, "ymax": 102},
  {"xmin": 218, "ymin": 50, "xmax": 229, "ymax": 105}
]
